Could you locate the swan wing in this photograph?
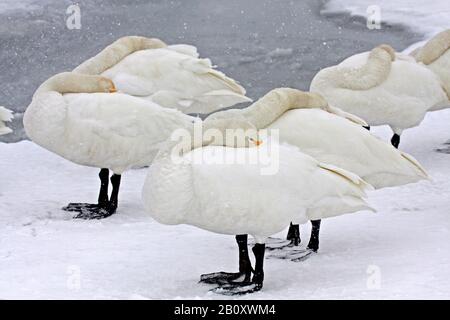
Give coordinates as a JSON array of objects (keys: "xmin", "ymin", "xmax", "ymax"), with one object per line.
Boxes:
[
  {"xmin": 102, "ymin": 48, "xmax": 250, "ymax": 113},
  {"xmin": 269, "ymin": 109, "xmax": 429, "ymax": 188}
]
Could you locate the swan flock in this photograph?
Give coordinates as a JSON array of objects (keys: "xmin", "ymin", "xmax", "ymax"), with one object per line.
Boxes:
[{"xmin": 20, "ymin": 31, "xmax": 450, "ymax": 295}]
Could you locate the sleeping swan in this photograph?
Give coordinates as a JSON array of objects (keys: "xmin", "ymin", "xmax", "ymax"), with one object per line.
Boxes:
[
  {"xmin": 23, "ymin": 72, "xmax": 197, "ymax": 219},
  {"xmin": 411, "ymin": 29, "xmax": 450, "ymax": 111},
  {"xmin": 142, "ymin": 117, "xmax": 373, "ymax": 294},
  {"xmin": 209, "ymin": 88, "xmax": 428, "ymax": 258},
  {"xmin": 0, "ymin": 107, "xmax": 13, "ymax": 136},
  {"xmin": 310, "ymin": 44, "xmax": 448, "ymax": 148},
  {"xmin": 73, "ymin": 36, "xmax": 251, "ymax": 114}
]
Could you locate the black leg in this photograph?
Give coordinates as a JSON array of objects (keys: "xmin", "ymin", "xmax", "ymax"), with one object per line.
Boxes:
[
  {"xmin": 363, "ymin": 125, "xmax": 371, "ymax": 131},
  {"xmin": 63, "ymin": 168, "xmax": 110, "ymax": 213},
  {"xmin": 200, "ymin": 234, "xmax": 252, "ymax": 285},
  {"xmin": 98, "ymin": 168, "xmax": 110, "ymax": 207},
  {"xmin": 212, "ymin": 242, "xmax": 265, "ymax": 295},
  {"xmin": 391, "ymin": 134, "xmax": 400, "ymax": 149},
  {"xmin": 286, "ymin": 223, "xmax": 301, "ymax": 246},
  {"xmin": 66, "ymin": 170, "xmax": 121, "ymax": 219},
  {"xmin": 108, "ymin": 174, "xmax": 121, "ymax": 214},
  {"xmin": 307, "ymin": 220, "xmax": 321, "ymax": 252},
  {"xmin": 251, "ymin": 243, "xmax": 265, "ymax": 291}
]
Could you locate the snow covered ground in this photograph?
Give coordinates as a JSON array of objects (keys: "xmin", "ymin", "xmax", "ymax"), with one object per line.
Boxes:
[{"xmin": 1, "ymin": 108, "xmax": 449, "ymax": 299}]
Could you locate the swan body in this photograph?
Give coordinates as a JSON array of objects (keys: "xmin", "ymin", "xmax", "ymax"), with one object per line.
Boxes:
[
  {"xmin": 24, "ymin": 72, "xmax": 196, "ymax": 174},
  {"xmin": 310, "ymin": 45, "xmax": 447, "ymax": 136},
  {"xmin": 143, "ymin": 138, "xmax": 372, "ymax": 243},
  {"xmin": 210, "ymin": 88, "xmax": 428, "ymax": 189},
  {"xmin": 74, "ymin": 36, "xmax": 251, "ymax": 114},
  {"xmin": 411, "ymin": 29, "xmax": 450, "ymax": 111},
  {"xmin": 0, "ymin": 106, "xmax": 13, "ymax": 135},
  {"xmin": 142, "ymin": 125, "xmax": 372, "ymax": 293}
]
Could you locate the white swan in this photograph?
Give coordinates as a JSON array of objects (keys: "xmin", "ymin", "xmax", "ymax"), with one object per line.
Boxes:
[
  {"xmin": 0, "ymin": 106, "xmax": 13, "ymax": 136},
  {"xmin": 142, "ymin": 118, "xmax": 372, "ymax": 294},
  {"xmin": 411, "ymin": 29, "xmax": 450, "ymax": 111},
  {"xmin": 209, "ymin": 88, "xmax": 428, "ymax": 255},
  {"xmin": 310, "ymin": 45, "xmax": 448, "ymax": 148},
  {"xmin": 23, "ymin": 72, "xmax": 198, "ymax": 219},
  {"xmin": 73, "ymin": 36, "xmax": 251, "ymax": 114}
]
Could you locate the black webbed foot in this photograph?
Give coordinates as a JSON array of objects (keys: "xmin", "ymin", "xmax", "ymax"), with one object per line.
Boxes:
[
  {"xmin": 71, "ymin": 203, "xmax": 117, "ymax": 220},
  {"xmin": 63, "ymin": 203, "xmax": 101, "ymax": 212},
  {"xmin": 211, "ymin": 282, "xmax": 262, "ymax": 296},
  {"xmin": 200, "ymin": 271, "xmax": 251, "ymax": 285}
]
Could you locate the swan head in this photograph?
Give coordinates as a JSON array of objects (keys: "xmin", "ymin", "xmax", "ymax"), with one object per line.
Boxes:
[
  {"xmin": 202, "ymin": 116, "xmax": 262, "ymax": 148},
  {"xmin": 98, "ymin": 77, "xmax": 117, "ymax": 93},
  {"xmin": 377, "ymin": 44, "xmax": 396, "ymax": 61}
]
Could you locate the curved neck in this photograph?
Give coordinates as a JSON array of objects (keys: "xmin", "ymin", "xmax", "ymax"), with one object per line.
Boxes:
[
  {"xmin": 73, "ymin": 36, "xmax": 167, "ymax": 75},
  {"xmin": 211, "ymin": 88, "xmax": 328, "ymax": 129},
  {"xmin": 34, "ymin": 72, "xmax": 109, "ymax": 96},
  {"xmin": 413, "ymin": 30, "xmax": 450, "ymax": 65},
  {"xmin": 331, "ymin": 45, "xmax": 394, "ymax": 91}
]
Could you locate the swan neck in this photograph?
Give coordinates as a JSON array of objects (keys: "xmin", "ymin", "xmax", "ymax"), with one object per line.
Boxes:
[
  {"xmin": 414, "ymin": 30, "xmax": 450, "ymax": 65},
  {"xmin": 241, "ymin": 88, "xmax": 327, "ymax": 128},
  {"xmin": 330, "ymin": 46, "xmax": 394, "ymax": 91},
  {"xmin": 34, "ymin": 72, "xmax": 107, "ymax": 96},
  {"xmin": 73, "ymin": 36, "xmax": 167, "ymax": 75}
]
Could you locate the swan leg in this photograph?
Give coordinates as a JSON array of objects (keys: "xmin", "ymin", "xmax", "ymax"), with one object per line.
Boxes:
[
  {"xmin": 200, "ymin": 234, "xmax": 252, "ymax": 285},
  {"xmin": 63, "ymin": 168, "xmax": 110, "ymax": 213},
  {"xmin": 307, "ymin": 220, "xmax": 321, "ymax": 252},
  {"xmin": 261, "ymin": 223, "xmax": 300, "ymax": 251},
  {"xmin": 391, "ymin": 134, "xmax": 401, "ymax": 149},
  {"xmin": 286, "ymin": 223, "xmax": 301, "ymax": 246},
  {"xmin": 107, "ymin": 174, "xmax": 121, "ymax": 214},
  {"xmin": 67, "ymin": 171, "xmax": 121, "ymax": 219},
  {"xmin": 212, "ymin": 243, "xmax": 265, "ymax": 295}
]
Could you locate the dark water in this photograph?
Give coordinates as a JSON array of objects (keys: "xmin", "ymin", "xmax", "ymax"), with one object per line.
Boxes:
[{"xmin": 0, "ymin": 0, "xmax": 422, "ymax": 142}]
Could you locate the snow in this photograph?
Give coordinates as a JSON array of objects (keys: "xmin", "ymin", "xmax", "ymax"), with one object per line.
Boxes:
[{"xmin": 1, "ymin": 109, "xmax": 450, "ymax": 299}]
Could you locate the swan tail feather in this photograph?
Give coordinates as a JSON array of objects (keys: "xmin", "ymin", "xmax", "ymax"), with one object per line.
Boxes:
[
  {"xmin": 0, "ymin": 107, "xmax": 13, "ymax": 135},
  {"xmin": 400, "ymin": 151, "xmax": 429, "ymax": 180},
  {"xmin": 325, "ymin": 105, "xmax": 368, "ymax": 126},
  {"xmin": 0, "ymin": 106, "xmax": 13, "ymax": 122},
  {"xmin": 318, "ymin": 162, "xmax": 374, "ymax": 192},
  {"xmin": 167, "ymin": 44, "xmax": 199, "ymax": 58}
]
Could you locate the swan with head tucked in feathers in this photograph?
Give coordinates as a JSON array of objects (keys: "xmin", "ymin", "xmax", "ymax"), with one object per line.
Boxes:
[
  {"xmin": 23, "ymin": 71, "xmax": 199, "ymax": 219},
  {"xmin": 142, "ymin": 117, "xmax": 373, "ymax": 294},
  {"xmin": 310, "ymin": 44, "xmax": 448, "ymax": 148},
  {"xmin": 0, "ymin": 107, "xmax": 13, "ymax": 136},
  {"xmin": 73, "ymin": 36, "xmax": 251, "ymax": 114},
  {"xmin": 411, "ymin": 29, "xmax": 450, "ymax": 111},
  {"xmin": 209, "ymin": 88, "xmax": 428, "ymax": 257}
]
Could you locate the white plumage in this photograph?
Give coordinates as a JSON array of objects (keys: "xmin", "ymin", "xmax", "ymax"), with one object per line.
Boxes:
[
  {"xmin": 74, "ymin": 36, "xmax": 251, "ymax": 114},
  {"xmin": 143, "ymin": 141, "xmax": 372, "ymax": 242},
  {"xmin": 310, "ymin": 45, "xmax": 447, "ymax": 142},
  {"xmin": 142, "ymin": 127, "xmax": 372, "ymax": 293},
  {"xmin": 210, "ymin": 88, "xmax": 428, "ymax": 189},
  {"xmin": 411, "ymin": 29, "xmax": 450, "ymax": 111},
  {"xmin": 24, "ymin": 72, "xmax": 196, "ymax": 174},
  {"xmin": 0, "ymin": 106, "xmax": 13, "ymax": 136}
]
